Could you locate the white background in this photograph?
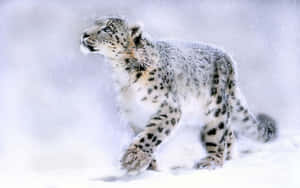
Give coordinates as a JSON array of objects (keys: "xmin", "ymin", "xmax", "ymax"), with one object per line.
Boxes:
[{"xmin": 0, "ymin": 0, "xmax": 299, "ymax": 187}]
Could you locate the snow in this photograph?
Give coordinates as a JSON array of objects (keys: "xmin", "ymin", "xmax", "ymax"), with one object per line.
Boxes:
[{"xmin": 0, "ymin": 0, "xmax": 299, "ymax": 187}]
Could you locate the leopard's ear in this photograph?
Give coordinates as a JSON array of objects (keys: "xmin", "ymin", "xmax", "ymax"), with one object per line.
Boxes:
[{"xmin": 129, "ymin": 24, "xmax": 142, "ymax": 47}]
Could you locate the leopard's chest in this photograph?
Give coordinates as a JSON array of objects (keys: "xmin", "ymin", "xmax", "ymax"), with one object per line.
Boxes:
[{"xmin": 118, "ymin": 83, "xmax": 162, "ymax": 133}]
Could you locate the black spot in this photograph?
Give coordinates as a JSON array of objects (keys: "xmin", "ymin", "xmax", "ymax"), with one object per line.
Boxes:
[
  {"xmin": 206, "ymin": 142, "xmax": 217, "ymax": 147},
  {"xmin": 221, "ymin": 104, "xmax": 227, "ymax": 115},
  {"xmin": 218, "ymin": 122, "xmax": 225, "ymax": 129},
  {"xmin": 216, "ymin": 154, "xmax": 222, "ymax": 159},
  {"xmin": 154, "ymin": 85, "xmax": 158, "ymax": 90},
  {"xmin": 228, "ymin": 80, "xmax": 235, "ymax": 89},
  {"xmin": 158, "ymin": 127, "xmax": 164, "ymax": 133},
  {"xmin": 165, "ymin": 120, "xmax": 169, "ymax": 125},
  {"xmin": 153, "ymin": 117, "xmax": 161, "ymax": 120},
  {"xmin": 155, "ymin": 140, "xmax": 162, "ymax": 146},
  {"xmin": 215, "ymin": 108, "xmax": 221, "ymax": 117},
  {"xmin": 147, "ymin": 133, "xmax": 154, "ymax": 139},
  {"xmin": 211, "ymin": 88, "xmax": 217, "ymax": 96},
  {"xmin": 237, "ymin": 106, "xmax": 244, "ymax": 112},
  {"xmin": 145, "ymin": 143, "xmax": 150, "ymax": 147},
  {"xmin": 148, "ymin": 77, "xmax": 155, "ymax": 81},
  {"xmin": 165, "ymin": 129, "xmax": 170, "ymax": 135},
  {"xmin": 216, "ymin": 96, "xmax": 222, "ymax": 104},
  {"xmin": 213, "ymin": 78, "xmax": 219, "ymax": 85},
  {"xmin": 140, "ymin": 138, "xmax": 145, "ymax": 143},
  {"xmin": 208, "ymin": 150, "xmax": 216, "ymax": 154},
  {"xmin": 165, "ymin": 93, "xmax": 169, "ymax": 98},
  {"xmin": 152, "ymin": 136, "xmax": 157, "ymax": 142},
  {"xmin": 160, "ymin": 114, "xmax": 168, "ymax": 118},
  {"xmin": 135, "ymin": 72, "xmax": 142, "ymax": 82},
  {"xmin": 137, "ymin": 145, "xmax": 143, "ymax": 149},
  {"xmin": 207, "ymin": 128, "xmax": 217, "ymax": 135},
  {"xmin": 213, "ymin": 74, "xmax": 219, "ymax": 79},
  {"xmin": 147, "ymin": 123, "xmax": 156, "ymax": 127},
  {"xmin": 171, "ymin": 118, "xmax": 176, "ymax": 126},
  {"xmin": 148, "ymin": 88, "xmax": 153, "ymax": 94},
  {"xmin": 243, "ymin": 116, "xmax": 249, "ymax": 122},
  {"xmin": 115, "ymin": 35, "xmax": 120, "ymax": 42},
  {"xmin": 227, "ymin": 143, "xmax": 231, "ymax": 147},
  {"xmin": 149, "ymin": 69, "xmax": 156, "ymax": 75},
  {"xmin": 125, "ymin": 58, "xmax": 130, "ymax": 63}
]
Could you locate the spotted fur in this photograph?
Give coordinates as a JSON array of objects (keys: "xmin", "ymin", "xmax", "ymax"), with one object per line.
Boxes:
[{"xmin": 80, "ymin": 17, "xmax": 277, "ymax": 173}]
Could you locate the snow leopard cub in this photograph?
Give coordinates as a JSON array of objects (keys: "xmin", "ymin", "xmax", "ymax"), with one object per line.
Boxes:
[{"xmin": 80, "ymin": 17, "xmax": 277, "ymax": 174}]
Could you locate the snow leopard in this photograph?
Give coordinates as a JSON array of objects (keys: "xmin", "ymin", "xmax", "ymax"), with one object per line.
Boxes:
[{"xmin": 80, "ymin": 17, "xmax": 277, "ymax": 174}]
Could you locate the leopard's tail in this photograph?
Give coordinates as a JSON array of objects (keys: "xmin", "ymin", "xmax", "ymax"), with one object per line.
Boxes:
[
  {"xmin": 230, "ymin": 92, "xmax": 277, "ymax": 143},
  {"xmin": 224, "ymin": 54, "xmax": 278, "ymax": 143}
]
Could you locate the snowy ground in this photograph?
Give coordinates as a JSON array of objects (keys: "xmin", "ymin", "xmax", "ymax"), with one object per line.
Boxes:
[{"xmin": 0, "ymin": 0, "xmax": 299, "ymax": 187}]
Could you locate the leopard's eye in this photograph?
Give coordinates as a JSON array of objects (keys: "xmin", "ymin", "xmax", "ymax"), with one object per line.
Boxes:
[{"xmin": 102, "ymin": 26, "xmax": 112, "ymax": 33}]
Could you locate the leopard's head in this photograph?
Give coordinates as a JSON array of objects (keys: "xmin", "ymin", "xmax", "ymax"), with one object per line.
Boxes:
[{"xmin": 80, "ymin": 17, "xmax": 142, "ymax": 59}]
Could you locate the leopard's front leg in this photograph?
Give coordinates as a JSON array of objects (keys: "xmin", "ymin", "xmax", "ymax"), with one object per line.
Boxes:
[{"xmin": 121, "ymin": 99, "xmax": 181, "ymax": 174}]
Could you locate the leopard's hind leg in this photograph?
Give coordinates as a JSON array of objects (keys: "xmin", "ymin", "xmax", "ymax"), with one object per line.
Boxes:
[
  {"xmin": 195, "ymin": 55, "xmax": 235, "ymax": 169},
  {"xmin": 197, "ymin": 104, "xmax": 234, "ymax": 169}
]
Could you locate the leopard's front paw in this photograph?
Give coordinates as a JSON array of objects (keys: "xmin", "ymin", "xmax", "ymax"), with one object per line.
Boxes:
[
  {"xmin": 121, "ymin": 145, "xmax": 152, "ymax": 174},
  {"xmin": 195, "ymin": 155, "xmax": 223, "ymax": 170}
]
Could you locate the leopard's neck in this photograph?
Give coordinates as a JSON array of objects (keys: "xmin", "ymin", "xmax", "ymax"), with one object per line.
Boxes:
[{"xmin": 109, "ymin": 37, "xmax": 159, "ymax": 88}]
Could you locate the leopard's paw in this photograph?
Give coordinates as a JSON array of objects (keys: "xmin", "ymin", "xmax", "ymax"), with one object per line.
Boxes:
[
  {"xmin": 121, "ymin": 145, "xmax": 152, "ymax": 174},
  {"xmin": 194, "ymin": 156, "xmax": 223, "ymax": 170}
]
